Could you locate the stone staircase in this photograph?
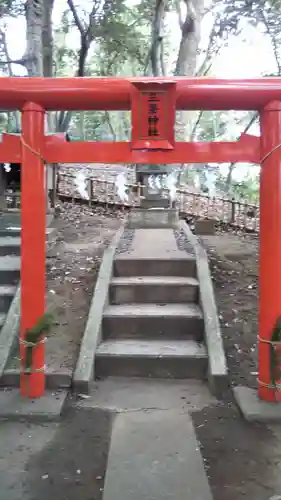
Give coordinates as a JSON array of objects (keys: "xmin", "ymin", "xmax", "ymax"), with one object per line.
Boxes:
[
  {"xmin": 95, "ymin": 228, "xmax": 209, "ymax": 381},
  {"xmin": 90, "ymin": 226, "xmax": 222, "ymax": 500},
  {"xmin": 0, "ymin": 227, "xmax": 20, "ymax": 332},
  {"xmin": 0, "ymin": 213, "xmax": 58, "ymax": 385},
  {"xmin": 0, "ymin": 213, "xmax": 55, "ymax": 336}
]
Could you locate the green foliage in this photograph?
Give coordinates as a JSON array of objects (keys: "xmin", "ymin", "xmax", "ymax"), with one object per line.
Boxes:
[
  {"xmin": 0, "ymin": 112, "xmax": 20, "ymax": 133},
  {"xmin": 230, "ymin": 179, "xmax": 259, "ymax": 202},
  {"xmin": 92, "ymin": 2, "xmax": 150, "ymax": 76},
  {"xmin": 0, "ymin": 0, "xmax": 24, "ymax": 18},
  {"xmin": 24, "ymin": 313, "xmax": 54, "ymax": 375},
  {"xmin": 270, "ymin": 0, "xmax": 281, "ymax": 8},
  {"xmin": 0, "ymin": 113, "xmax": 8, "ymax": 133},
  {"xmin": 52, "ymin": 0, "xmax": 148, "ymax": 133},
  {"xmin": 213, "ymin": 0, "xmax": 281, "ymax": 75},
  {"xmin": 196, "ymin": 110, "xmax": 256, "ymax": 142},
  {"xmin": 213, "ymin": 168, "xmax": 259, "ymax": 202},
  {"xmin": 69, "ymin": 109, "xmax": 131, "ymax": 141}
]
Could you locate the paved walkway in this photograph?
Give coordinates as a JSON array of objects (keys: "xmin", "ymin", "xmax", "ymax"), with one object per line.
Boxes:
[
  {"xmin": 121, "ymin": 229, "xmax": 187, "ymax": 259},
  {"xmin": 80, "ymin": 378, "xmax": 215, "ymax": 500},
  {"xmin": 103, "ymin": 410, "xmax": 213, "ymax": 500}
]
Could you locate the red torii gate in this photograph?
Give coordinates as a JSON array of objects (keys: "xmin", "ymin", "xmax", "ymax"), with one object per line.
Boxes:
[{"xmin": 0, "ymin": 77, "xmax": 280, "ymax": 401}]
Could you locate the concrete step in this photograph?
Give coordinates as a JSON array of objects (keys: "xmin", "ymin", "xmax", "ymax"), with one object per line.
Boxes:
[
  {"xmin": 110, "ymin": 276, "xmax": 199, "ymax": 304},
  {"xmin": 0, "ymin": 285, "xmax": 16, "ymax": 312},
  {"xmin": 0, "ymin": 256, "xmax": 20, "ymax": 285},
  {"xmin": 114, "ymin": 256, "xmax": 197, "ymax": 278},
  {"xmin": 102, "ymin": 411, "xmax": 213, "ymax": 500},
  {"xmin": 95, "ymin": 339, "xmax": 207, "ymax": 379},
  {"xmin": 140, "ymin": 198, "xmax": 170, "ymax": 208},
  {"xmin": 0, "ymin": 222, "xmax": 54, "ymax": 240},
  {"xmin": 0, "ymin": 216, "xmax": 21, "ymax": 238},
  {"xmin": 128, "ymin": 208, "xmax": 178, "ymax": 229},
  {"xmin": 0, "ymin": 237, "xmax": 20, "ymax": 256},
  {"xmin": 0, "ymin": 229, "xmax": 21, "ymax": 238},
  {"xmin": 103, "ymin": 303, "xmax": 204, "ymax": 341}
]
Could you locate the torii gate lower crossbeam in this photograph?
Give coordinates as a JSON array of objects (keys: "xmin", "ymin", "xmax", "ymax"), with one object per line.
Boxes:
[{"xmin": 0, "ymin": 77, "xmax": 280, "ymax": 402}]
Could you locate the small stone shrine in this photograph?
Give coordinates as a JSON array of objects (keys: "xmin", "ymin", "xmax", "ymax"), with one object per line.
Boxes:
[
  {"xmin": 129, "ymin": 164, "xmax": 178, "ymax": 229},
  {"xmin": 136, "ymin": 164, "xmax": 170, "ymax": 208}
]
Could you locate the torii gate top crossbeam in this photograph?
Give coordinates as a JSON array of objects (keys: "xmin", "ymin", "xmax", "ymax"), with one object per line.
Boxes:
[{"xmin": 2, "ymin": 77, "xmax": 281, "ymax": 111}]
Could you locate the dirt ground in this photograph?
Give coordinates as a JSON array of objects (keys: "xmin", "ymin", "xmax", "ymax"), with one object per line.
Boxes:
[
  {"xmin": 201, "ymin": 229, "xmax": 259, "ymax": 390},
  {"xmin": 45, "ymin": 202, "xmax": 123, "ymax": 373},
  {"xmin": 192, "ymin": 228, "xmax": 281, "ymax": 500}
]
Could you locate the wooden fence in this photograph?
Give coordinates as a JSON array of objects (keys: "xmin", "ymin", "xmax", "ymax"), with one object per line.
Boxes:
[
  {"xmin": 2, "ymin": 171, "xmax": 259, "ymax": 232},
  {"xmin": 56, "ymin": 172, "xmax": 259, "ymax": 232}
]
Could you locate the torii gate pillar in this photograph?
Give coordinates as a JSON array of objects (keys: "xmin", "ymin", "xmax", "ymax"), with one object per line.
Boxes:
[
  {"xmin": 259, "ymin": 101, "xmax": 281, "ymax": 401},
  {"xmin": 20, "ymin": 102, "xmax": 46, "ymax": 398}
]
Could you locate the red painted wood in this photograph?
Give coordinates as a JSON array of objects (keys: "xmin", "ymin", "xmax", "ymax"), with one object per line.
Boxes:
[
  {"xmin": 0, "ymin": 133, "xmax": 259, "ymax": 165},
  {"xmin": 0, "ymin": 77, "xmax": 281, "ymax": 110},
  {"xmin": 42, "ymin": 133, "xmax": 260, "ymax": 165},
  {"xmin": 259, "ymin": 101, "xmax": 281, "ymax": 401},
  {"xmin": 131, "ymin": 81, "xmax": 176, "ymax": 150},
  {"xmin": 20, "ymin": 102, "xmax": 45, "ymax": 398}
]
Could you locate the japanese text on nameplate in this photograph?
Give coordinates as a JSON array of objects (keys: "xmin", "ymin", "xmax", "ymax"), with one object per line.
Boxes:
[
  {"xmin": 147, "ymin": 92, "xmax": 160, "ymax": 137},
  {"xmin": 130, "ymin": 81, "xmax": 176, "ymax": 149}
]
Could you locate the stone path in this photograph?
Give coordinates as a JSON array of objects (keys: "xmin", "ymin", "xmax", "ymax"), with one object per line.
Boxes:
[
  {"xmin": 93, "ymin": 225, "xmax": 216, "ymax": 500},
  {"xmin": 123, "ymin": 228, "xmax": 187, "ymax": 258},
  {"xmin": 103, "ymin": 410, "xmax": 213, "ymax": 500}
]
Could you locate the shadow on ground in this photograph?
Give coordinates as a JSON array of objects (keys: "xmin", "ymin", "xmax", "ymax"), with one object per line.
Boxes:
[
  {"xmin": 0, "ymin": 407, "xmax": 113, "ymax": 500},
  {"xmin": 25, "ymin": 407, "xmax": 113, "ymax": 500},
  {"xmin": 192, "ymin": 402, "xmax": 281, "ymax": 500}
]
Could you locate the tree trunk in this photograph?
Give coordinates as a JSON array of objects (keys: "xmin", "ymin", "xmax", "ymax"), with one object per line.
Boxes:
[
  {"xmin": 150, "ymin": 0, "xmax": 167, "ymax": 77},
  {"xmin": 174, "ymin": 0, "xmax": 204, "ymax": 177},
  {"xmin": 174, "ymin": 0, "xmax": 204, "ymax": 146},
  {"xmin": 56, "ymin": 0, "xmax": 99, "ymax": 133},
  {"xmin": 42, "ymin": 0, "xmax": 54, "ymax": 78},
  {"xmin": 0, "ymin": 29, "xmax": 20, "ymax": 131},
  {"xmin": 225, "ymin": 164, "xmax": 236, "ymax": 193},
  {"xmin": 24, "ymin": 0, "xmax": 44, "ymax": 77},
  {"xmin": 25, "ymin": 0, "xmax": 54, "ymax": 211},
  {"xmin": 42, "ymin": 0, "xmax": 56, "ymax": 132},
  {"xmin": 174, "ymin": 0, "xmax": 204, "ymax": 77}
]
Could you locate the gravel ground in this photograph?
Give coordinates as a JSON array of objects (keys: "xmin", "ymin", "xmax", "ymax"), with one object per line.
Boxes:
[
  {"xmin": 173, "ymin": 227, "xmax": 195, "ymax": 254},
  {"xmin": 116, "ymin": 228, "xmax": 135, "ymax": 254}
]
